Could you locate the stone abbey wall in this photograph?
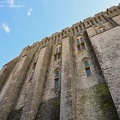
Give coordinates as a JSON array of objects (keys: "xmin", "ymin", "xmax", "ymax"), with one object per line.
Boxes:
[{"xmin": 0, "ymin": 4, "xmax": 120, "ymax": 120}]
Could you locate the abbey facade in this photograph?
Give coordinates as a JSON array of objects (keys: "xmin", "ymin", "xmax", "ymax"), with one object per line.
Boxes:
[{"xmin": 0, "ymin": 4, "xmax": 120, "ymax": 120}]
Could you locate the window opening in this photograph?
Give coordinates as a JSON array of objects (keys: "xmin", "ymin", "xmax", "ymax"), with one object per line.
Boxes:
[{"xmin": 84, "ymin": 60, "xmax": 92, "ymax": 77}]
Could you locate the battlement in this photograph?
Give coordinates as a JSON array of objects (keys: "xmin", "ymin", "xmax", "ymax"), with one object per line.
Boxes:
[{"xmin": 21, "ymin": 4, "xmax": 120, "ymax": 50}]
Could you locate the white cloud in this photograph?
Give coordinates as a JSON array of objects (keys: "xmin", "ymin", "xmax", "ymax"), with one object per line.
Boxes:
[
  {"xmin": 27, "ymin": 8, "xmax": 33, "ymax": 16},
  {"xmin": 2, "ymin": 24, "xmax": 10, "ymax": 33},
  {"xmin": 9, "ymin": 0, "xmax": 14, "ymax": 7},
  {"xmin": 6, "ymin": 0, "xmax": 25, "ymax": 8}
]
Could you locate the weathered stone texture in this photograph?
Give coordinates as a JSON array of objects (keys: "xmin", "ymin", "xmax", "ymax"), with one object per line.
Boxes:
[
  {"xmin": 90, "ymin": 26, "xmax": 120, "ymax": 118},
  {"xmin": 20, "ymin": 45, "xmax": 51, "ymax": 120},
  {"xmin": 0, "ymin": 55, "xmax": 33, "ymax": 119},
  {"xmin": 0, "ymin": 57, "xmax": 19, "ymax": 91},
  {"xmin": 112, "ymin": 15, "xmax": 120, "ymax": 25},
  {"xmin": 76, "ymin": 83, "xmax": 119, "ymax": 120},
  {"xmin": 72, "ymin": 32, "xmax": 118, "ymax": 120},
  {"xmin": 36, "ymin": 97, "xmax": 60, "ymax": 120},
  {"xmin": 42, "ymin": 46, "xmax": 61, "ymax": 101},
  {"xmin": 60, "ymin": 36, "xmax": 75, "ymax": 120}
]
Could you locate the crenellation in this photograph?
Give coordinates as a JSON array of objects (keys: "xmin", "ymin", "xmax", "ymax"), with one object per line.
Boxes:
[
  {"xmin": 13, "ymin": 4, "xmax": 119, "ymax": 48},
  {"xmin": 83, "ymin": 17, "xmax": 93, "ymax": 28},
  {"xmin": 72, "ymin": 22, "xmax": 81, "ymax": 34}
]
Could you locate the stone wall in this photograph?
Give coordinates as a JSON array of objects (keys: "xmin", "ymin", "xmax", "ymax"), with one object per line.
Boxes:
[
  {"xmin": 0, "ymin": 57, "xmax": 19, "ymax": 91},
  {"xmin": 71, "ymin": 31, "xmax": 119, "ymax": 120},
  {"xmin": 60, "ymin": 36, "xmax": 76, "ymax": 120},
  {"xmin": 0, "ymin": 44, "xmax": 39, "ymax": 119},
  {"xmin": 36, "ymin": 97, "xmax": 60, "ymax": 120},
  {"xmin": 90, "ymin": 26, "xmax": 120, "ymax": 118}
]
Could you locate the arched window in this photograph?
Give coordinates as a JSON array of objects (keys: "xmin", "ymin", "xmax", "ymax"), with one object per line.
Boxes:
[
  {"xmin": 84, "ymin": 60, "xmax": 92, "ymax": 77},
  {"xmin": 76, "ymin": 36, "xmax": 86, "ymax": 51},
  {"xmin": 54, "ymin": 45, "xmax": 62, "ymax": 61},
  {"xmin": 98, "ymin": 27, "xmax": 105, "ymax": 33},
  {"xmin": 54, "ymin": 70, "xmax": 60, "ymax": 89}
]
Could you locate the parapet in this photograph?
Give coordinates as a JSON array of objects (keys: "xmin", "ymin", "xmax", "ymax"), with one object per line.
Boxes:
[{"xmin": 29, "ymin": 4, "xmax": 120, "ymax": 47}]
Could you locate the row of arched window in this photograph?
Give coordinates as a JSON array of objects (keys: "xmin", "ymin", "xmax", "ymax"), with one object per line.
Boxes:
[
  {"xmin": 54, "ymin": 36, "xmax": 86, "ymax": 61},
  {"xmin": 53, "ymin": 37, "xmax": 91, "ymax": 88},
  {"xmin": 54, "ymin": 60, "xmax": 92, "ymax": 89}
]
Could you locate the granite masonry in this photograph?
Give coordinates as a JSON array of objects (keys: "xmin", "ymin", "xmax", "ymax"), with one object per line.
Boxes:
[{"xmin": 0, "ymin": 4, "xmax": 120, "ymax": 120}]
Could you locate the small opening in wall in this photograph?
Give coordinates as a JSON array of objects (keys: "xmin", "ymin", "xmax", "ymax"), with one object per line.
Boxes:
[
  {"xmin": 84, "ymin": 60, "xmax": 92, "ymax": 77},
  {"xmin": 54, "ymin": 55, "xmax": 57, "ymax": 61},
  {"xmin": 54, "ymin": 45, "xmax": 62, "ymax": 61},
  {"xmin": 81, "ymin": 43, "xmax": 85, "ymax": 49},
  {"xmin": 85, "ymin": 67, "xmax": 92, "ymax": 77},
  {"xmin": 98, "ymin": 27, "xmax": 105, "ymax": 33},
  {"xmin": 77, "ymin": 45, "xmax": 81, "ymax": 51},
  {"xmin": 56, "ymin": 47, "xmax": 59, "ymax": 54},
  {"xmin": 77, "ymin": 39, "xmax": 80, "ymax": 45},
  {"xmin": 94, "ymin": 18, "xmax": 98, "ymax": 24},
  {"xmin": 54, "ymin": 70, "xmax": 60, "ymax": 89},
  {"xmin": 55, "ymin": 78, "xmax": 59, "ymax": 89},
  {"xmin": 76, "ymin": 36, "xmax": 86, "ymax": 51},
  {"xmin": 33, "ymin": 62, "xmax": 36, "ymax": 70},
  {"xmin": 58, "ymin": 53, "xmax": 61, "ymax": 59}
]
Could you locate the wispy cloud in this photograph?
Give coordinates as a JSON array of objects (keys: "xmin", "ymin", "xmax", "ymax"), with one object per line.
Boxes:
[
  {"xmin": 8, "ymin": 0, "xmax": 14, "ymax": 7},
  {"xmin": 27, "ymin": 8, "xmax": 33, "ymax": 16},
  {"xmin": 6, "ymin": 0, "xmax": 14, "ymax": 7},
  {"xmin": 2, "ymin": 24, "xmax": 10, "ymax": 33},
  {"xmin": 0, "ymin": 0, "xmax": 25, "ymax": 8}
]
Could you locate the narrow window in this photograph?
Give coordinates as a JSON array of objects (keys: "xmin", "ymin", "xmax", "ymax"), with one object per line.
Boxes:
[
  {"xmin": 77, "ymin": 39, "xmax": 80, "ymax": 45},
  {"xmin": 55, "ymin": 70, "xmax": 60, "ymax": 89},
  {"xmin": 81, "ymin": 43, "xmax": 85, "ymax": 49},
  {"xmin": 80, "ymin": 37, "xmax": 83, "ymax": 43},
  {"xmin": 84, "ymin": 60, "xmax": 92, "ymax": 77},
  {"xmin": 54, "ymin": 45, "xmax": 62, "ymax": 61},
  {"xmin": 76, "ymin": 37, "xmax": 86, "ymax": 51},
  {"xmin": 86, "ymin": 67, "xmax": 92, "ymax": 77},
  {"xmin": 58, "ymin": 53, "xmax": 61, "ymax": 59},
  {"xmin": 54, "ymin": 55, "xmax": 57, "ymax": 61},
  {"xmin": 77, "ymin": 45, "xmax": 81, "ymax": 51},
  {"xmin": 55, "ymin": 71, "xmax": 59, "ymax": 78},
  {"xmin": 55, "ymin": 78, "xmax": 59, "ymax": 89},
  {"xmin": 84, "ymin": 60, "xmax": 89, "ymax": 67},
  {"xmin": 56, "ymin": 47, "xmax": 58, "ymax": 54}
]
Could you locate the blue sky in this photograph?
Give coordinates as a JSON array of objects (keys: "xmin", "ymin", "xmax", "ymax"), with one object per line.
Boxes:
[{"xmin": 0, "ymin": 0, "xmax": 120, "ymax": 70}]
